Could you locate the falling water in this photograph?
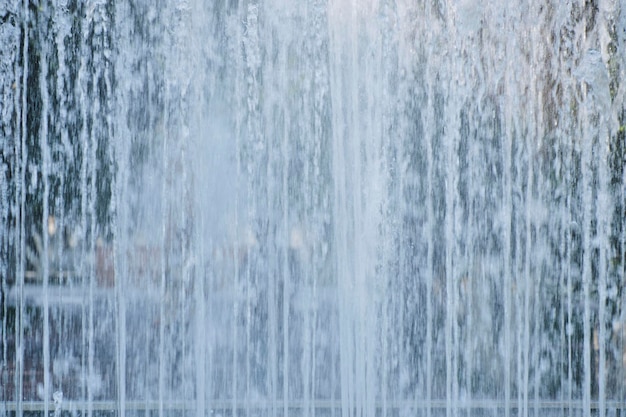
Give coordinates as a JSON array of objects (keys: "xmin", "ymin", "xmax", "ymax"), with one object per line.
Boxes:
[{"xmin": 1, "ymin": 1, "xmax": 626, "ymax": 416}]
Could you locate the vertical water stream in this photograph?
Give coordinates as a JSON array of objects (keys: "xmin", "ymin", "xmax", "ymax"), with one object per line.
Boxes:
[{"xmin": 1, "ymin": 1, "xmax": 625, "ymax": 416}]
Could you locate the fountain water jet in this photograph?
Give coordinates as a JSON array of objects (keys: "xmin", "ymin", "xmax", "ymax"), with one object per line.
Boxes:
[{"xmin": 1, "ymin": 1, "xmax": 626, "ymax": 416}]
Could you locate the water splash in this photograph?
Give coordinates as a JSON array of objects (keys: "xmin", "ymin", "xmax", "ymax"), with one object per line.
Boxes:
[{"xmin": 1, "ymin": 1, "xmax": 626, "ymax": 416}]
